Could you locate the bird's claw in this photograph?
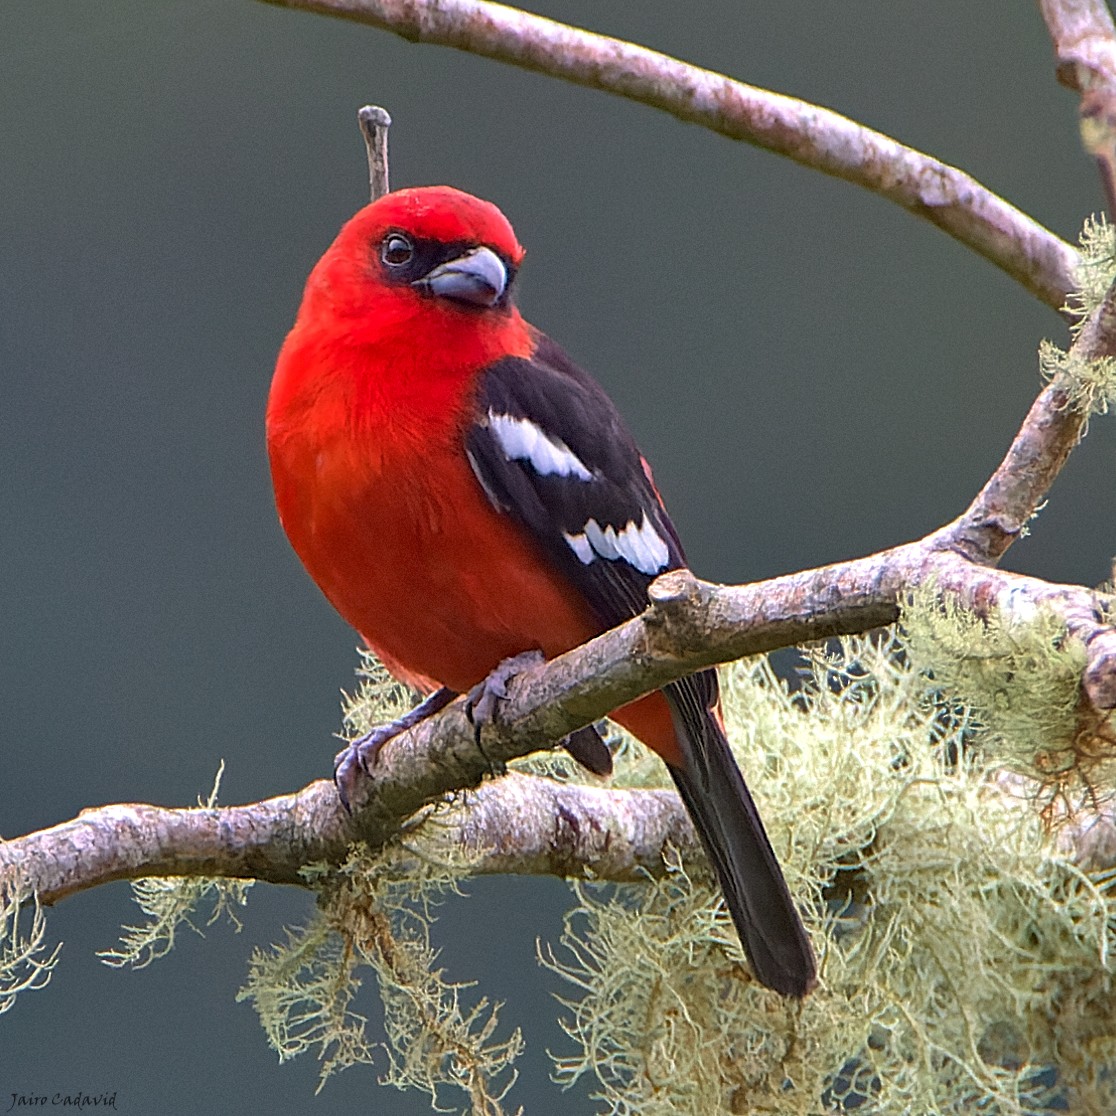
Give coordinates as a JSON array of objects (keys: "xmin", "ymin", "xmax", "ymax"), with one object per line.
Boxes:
[
  {"xmin": 334, "ymin": 652, "xmax": 545, "ymax": 809},
  {"xmin": 465, "ymin": 649, "xmax": 546, "ymax": 740},
  {"xmin": 333, "ymin": 724, "xmax": 398, "ymax": 813},
  {"xmin": 332, "ymin": 686, "xmax": 458, "ymax": 814}
]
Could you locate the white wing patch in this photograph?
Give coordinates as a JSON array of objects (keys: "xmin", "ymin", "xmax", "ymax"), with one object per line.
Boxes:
[
  {"xmin": 563, "ymin": 513, "xmax": 670, "ymax": 576},
  {"xmin": 488, "ymin": 411, "xmax": 593, "ymax": 480},
  {"xmin": 564, "ymin": 530, "xmax": 595, "ymax": 565}
]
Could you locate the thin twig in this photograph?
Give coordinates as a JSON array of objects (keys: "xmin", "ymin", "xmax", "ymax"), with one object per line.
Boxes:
[
  {"xmin": 1040, "ymin": 0, "xmax": 1116, "ymax": 93},
  {"xmin": 358, "ymin": 104, "xmax": 392, "ymax": 200}
]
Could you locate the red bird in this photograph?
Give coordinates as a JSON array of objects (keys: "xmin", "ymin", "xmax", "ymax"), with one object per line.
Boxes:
[{"xmin": 267, "ymin": 186, "xmax": 816, "ymax": 997}]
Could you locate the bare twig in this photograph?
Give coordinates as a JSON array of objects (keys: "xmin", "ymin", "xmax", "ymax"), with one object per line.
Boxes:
[
  {"xmin": 260, "ymin": 0, "xmax": 1079, "ymax": 311},
  {"xmin": 1040, "ymin": 0, "xmax": 1116, "ymax": 93},
  {"xmin": 358, "ymin": 104, "xmax": 392, "ymax": 199}
]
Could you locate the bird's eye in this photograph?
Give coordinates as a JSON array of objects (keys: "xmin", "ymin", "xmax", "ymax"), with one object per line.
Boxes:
[{"xmin": 381, "ymin": 233, "xmax": 414, "ymax": 267}]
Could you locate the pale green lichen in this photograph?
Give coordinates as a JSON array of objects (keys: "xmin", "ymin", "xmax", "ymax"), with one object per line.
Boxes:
[
  {"xmin": 1038, "ymin": 339, "xmax": 1116, "ymax": 418},
  {"xmin": 902, "ymin": 583, "xmax": 1116, "ymax": 806},
  {"xmin": 341, "ymin": 647, "xmax": 419, "ymax": 739},
  {"xmin": 236, "ymin": 911, "xmax": 375, "ymax": 1087},
  {"xmin": 99, "ymin": 762, "xmax": 252, "ymax": 969},
  {"xmin": 543, "ymin": 631, "xmax": 1116, "ymax": 1115},
  {"xmin": 98, "ymin": 874, "xmax": 252, "ymax": 969},
  {"xmin": 239, "ymin": 847, "xmax": 523, "ymax": 1109},
  {"xmin": 1042, "ymin": 215, "xmax": 1116, "ymax": 417},
  {"xmin": 0, "ymin": 861, "xmax": 61, "ymax": 1015},
  {"xmin": 1065, "ymin": 214, "xmax": 1116, "ymax": 329},
  {"xmin": 97, "ymin": 615, "xmax": 1116, "ymax": 1113}
]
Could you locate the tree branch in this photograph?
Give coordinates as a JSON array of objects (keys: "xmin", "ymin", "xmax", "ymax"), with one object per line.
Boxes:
[
  {"xmin": 1041, "ymin": 0, "xmax": 1116, "ymax": 94},
  {"xmin": 259, "ymin": 0, "xmax": 1079, "ymax": 311},
  {"xmin": 6, "ymin": 259, "xmax": 1116, "ymax": 904},
  {"xmin": 5, "ymin": 511, "xmax": 1113, "ymax": 903},
  {"xmin": 357, "ymin": 103, "xmax": 392, "ymax": 199}
]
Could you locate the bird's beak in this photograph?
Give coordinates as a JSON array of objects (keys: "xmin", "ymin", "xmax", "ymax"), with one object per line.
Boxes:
[{"xmin": 413, "ymin": 246, "xmax": 507, "ymax": 308}]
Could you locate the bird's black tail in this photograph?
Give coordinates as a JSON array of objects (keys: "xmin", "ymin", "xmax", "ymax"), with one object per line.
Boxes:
[{"xmin": 664, "ymin": 675, "xmax": 817, "ymax": 998}]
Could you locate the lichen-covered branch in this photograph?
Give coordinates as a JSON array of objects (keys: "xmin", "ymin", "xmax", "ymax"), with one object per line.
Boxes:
[
  {"xmin": 3, "ymin": 563, "xmax": 1113, "ymax": 905},
  {"xmin": 940, "ymin": 252, "xmax": 1116, "ymax": 566},
  {"xmin": 258, "ymin": 0, "xmax": 1079, "ymax": 310},
  {"xmin": 414, "ymin": 773, "xmax": 699, "ymax": 880},
  {"xmin": 5, "ymin": 250, "xmax": 1116, "ymax": 901}
]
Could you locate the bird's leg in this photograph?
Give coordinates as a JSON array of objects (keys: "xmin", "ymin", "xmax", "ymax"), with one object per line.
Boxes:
[{"xmin": 334, "ymin": 686, "xmax": 456, "ymax": 812}]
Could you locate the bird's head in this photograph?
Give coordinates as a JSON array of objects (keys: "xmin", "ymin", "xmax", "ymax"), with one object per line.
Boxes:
[{"xmin": 300, "ymin": 186, "xmax": 526, "ymax": 331}]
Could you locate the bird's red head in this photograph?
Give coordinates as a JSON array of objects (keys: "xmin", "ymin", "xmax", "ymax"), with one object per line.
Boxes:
[
  {"xmin": 358, "ymin": 185, "xmax": 525, "ymax": 267},
  {"xmin": 295, "ymin": 186, "xmax": 527, "ymax": 340},
  {"xmin": 271, "ymin": 185, "xmax": 535, "ymax": 444}
]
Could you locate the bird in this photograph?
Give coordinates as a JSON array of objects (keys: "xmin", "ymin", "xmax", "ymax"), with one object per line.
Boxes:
[{"xmin": 266, "ymin": 185, "xmax": 817, "ymax": 998}]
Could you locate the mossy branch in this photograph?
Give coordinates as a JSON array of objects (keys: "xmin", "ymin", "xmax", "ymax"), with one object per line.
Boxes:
[
  {"xmin": 3, "ymin": 560, "xmax": 1113, "ymax": 906},
  {"xmin": 4, "ymin": 256, "xmax": 1116, "ymax": 898}
]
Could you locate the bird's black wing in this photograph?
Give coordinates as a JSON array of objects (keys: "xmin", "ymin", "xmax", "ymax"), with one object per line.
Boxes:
[
  {"xmin": 465, "ymin": 331, "xmax": 816, "ymax": 997},
  {"xmin": 465, "ymin": 331, "xmax": 685, "ymax": 627}
]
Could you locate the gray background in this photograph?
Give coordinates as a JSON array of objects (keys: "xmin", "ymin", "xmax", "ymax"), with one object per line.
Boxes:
[{"xmin": 2, "ymin": 2, "xmax": 1112, "ymax": 1111}]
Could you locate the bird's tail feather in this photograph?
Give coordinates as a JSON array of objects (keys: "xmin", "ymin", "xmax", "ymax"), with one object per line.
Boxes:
[{"xmin": 665, "ymin": 680, "xmax": 817, "ymax": 998}]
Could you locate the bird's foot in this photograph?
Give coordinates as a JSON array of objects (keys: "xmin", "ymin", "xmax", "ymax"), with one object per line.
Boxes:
[
  {"xmin": 464, "ymin": 650, "xmax": 546, "ymax": 744},
  {"xmin": 334, "ymin": 686, "xmax": 456, "ymax": 813},
  {"xmin": 463, "ymin": 653, "xmax": 613, "ymax": 776},
  {"xmin": 334, "ymin": 726, "xmax": 396, "ymax": 814}
]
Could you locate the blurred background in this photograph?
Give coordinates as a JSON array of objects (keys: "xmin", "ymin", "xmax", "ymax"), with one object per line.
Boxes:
[{"xmin": 1, "ymin": 1, "xmax": 1112, "ymax": 1110}]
